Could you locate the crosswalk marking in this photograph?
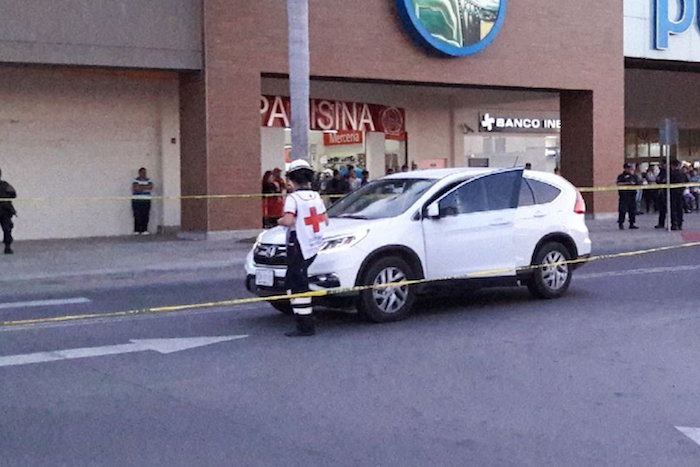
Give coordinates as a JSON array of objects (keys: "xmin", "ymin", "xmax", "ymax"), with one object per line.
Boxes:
[{"xmin": 0, "ymin": 298, "xmax": 91, "ymax": 311}]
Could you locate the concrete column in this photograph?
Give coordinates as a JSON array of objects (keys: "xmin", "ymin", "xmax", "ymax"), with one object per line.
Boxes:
[
  {"xmin": 561, "ymin": 89, "xmax": 623, "ymax": 216},
  {"xmin": 560, "ymin": 90, "xmax": 594, "ymax": 210},
  {"xmin": 159, "ymin": 82, "xmax": 181, "ymax": 231},
  {"xmin": 365, "ymin": 132, "xmax": 386, "ymax": 180},
  {"xmin": 179, "ymin": 71, "xmax": 208, "ymax": 233}
]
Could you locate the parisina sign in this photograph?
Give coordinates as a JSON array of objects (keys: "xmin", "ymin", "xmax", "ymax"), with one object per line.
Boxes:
[{"xmin": 260, "ymin": 95, "xmax": 407, "ymax": 140}]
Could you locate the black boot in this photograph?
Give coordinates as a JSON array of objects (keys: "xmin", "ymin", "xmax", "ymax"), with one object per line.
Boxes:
[
  {"xmin": 3, "ymin": 245, "xmax": 12, "ymax": 254},
  {"xmin": 285, "ymin": 315, "xmax": 315, "ymax": 337}
]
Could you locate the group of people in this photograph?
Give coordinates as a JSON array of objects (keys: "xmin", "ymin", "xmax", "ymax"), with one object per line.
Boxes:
[
  {"xmin": 261, "ymin": 164, "xmax": 371, "ymax": 228},
  {"xmin": 617, "ymin": 160, "xmax": 699, "ymax": 231}
]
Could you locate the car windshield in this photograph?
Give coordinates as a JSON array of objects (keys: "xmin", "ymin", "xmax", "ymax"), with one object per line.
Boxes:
[{"xmin": 327, "ymin": 178, "xmax": 437, "ymax": 220}]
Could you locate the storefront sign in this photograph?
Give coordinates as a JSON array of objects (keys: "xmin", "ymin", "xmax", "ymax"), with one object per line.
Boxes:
[
  {"xmin": 396, "ymin": 0, "xmax": 507, "ymax": 57},
  {"xmin": 479, "ymin": 113, "xmax": 561, "ymax": 133},
  {"xmin": 260, "ymin": 95, "xmax": 407, "ymax": 140},
  {"xmin": 653, "ymin": 0, "xmax": 699, "ymax": 50},
  {"xmin": 323, "ymin": 130, "xmax": 364, "ymax": 146},
  {"xmin": 624, "ymin": 0, "xmax": 700, "ymax": 62}
]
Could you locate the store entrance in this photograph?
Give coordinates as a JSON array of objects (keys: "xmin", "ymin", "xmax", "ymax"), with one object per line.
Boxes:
[{"xmin": 260, "ymin": 95, "xmax": 408, "ymax": 186}]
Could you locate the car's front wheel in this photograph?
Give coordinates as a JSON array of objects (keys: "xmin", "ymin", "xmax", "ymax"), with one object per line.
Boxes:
[
  {"xmin": 357, "ymin": 256, "xmax": 417, "ymax": 323},
  {"xmin": 526, "ymin": 242, "xmax": 572, "ymax": 299}
]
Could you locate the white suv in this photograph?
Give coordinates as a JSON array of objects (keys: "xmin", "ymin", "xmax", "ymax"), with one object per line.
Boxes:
[{"xmin": 245, "ymin": 168, "xmax": 591, "ymax": 322}]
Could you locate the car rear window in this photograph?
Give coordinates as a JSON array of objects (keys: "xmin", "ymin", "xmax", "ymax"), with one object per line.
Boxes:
[{"xmin": 525, "ymin": 179, "xmax": 561, "ymax": 204}]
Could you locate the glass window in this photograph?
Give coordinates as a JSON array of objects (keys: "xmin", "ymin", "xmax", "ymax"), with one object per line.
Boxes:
[
  {"xmin": 625, "ymin": 130, "xmax": 637, "ymax": 159},
  {"xmin": 327, "ymin": 178, "xmax": 436, "ymax": 220},
  {"xmin": 519, "ymin": 179, "xmax": 536, "ymax": 206},
  {"xmin": 484, "ymin": 171, "xmax": 521, "ymax": 211},
  {"xmin": 691, "ymin": 130, "xmax": 700, "ymax": 160},
  {"xmin": 440, "ymin": 179, "xmax": 487, "ymax": 215},
  {"xmin": 678, "ymin": 130, "xmax": 692, "ymax": 159},
  {"xmin": 439, "ymin": 171, "xmax": 521, "ymax": 215},
  {"xmin": 528, "ymin": 179, "xmax": 561, "ymax": 204}
]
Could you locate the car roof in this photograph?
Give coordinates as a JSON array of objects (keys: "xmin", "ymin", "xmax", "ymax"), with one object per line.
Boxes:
[
  {"xmin": 383, "ymin": 167, "xmax": 569, "ymax": 185},
  {"xmin": 383, "ymin": 167, "xmax": 494, "ymax": 180}
]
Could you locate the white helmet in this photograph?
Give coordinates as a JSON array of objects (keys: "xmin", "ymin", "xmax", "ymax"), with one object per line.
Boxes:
[{"xmin": 287, "ymin": 159, "xmax": 312, "ymax": 174}]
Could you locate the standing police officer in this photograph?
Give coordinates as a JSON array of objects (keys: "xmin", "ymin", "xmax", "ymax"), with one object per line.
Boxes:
[
  {"xmin": 0, "ymin": 167, "xmax": 17, "ymax": 254},
  {"xmin": 277, "ymin": 159, "xmax": 329, "ymax": 337},
  {"xmin": 669, "ymin": 159, "xmax": 688, "ymax": 230},
  {"xmin": 616, "ymin": 162, "xmax": 639, "ymax": 230}
]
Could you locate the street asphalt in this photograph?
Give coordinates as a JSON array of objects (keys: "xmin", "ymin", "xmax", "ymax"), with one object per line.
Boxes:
[
  {"xmin": 2, "ymin": 247, "xmax": 700, "ymax": 466},
  {"xmin": 1, "ymin": 212, "xmax": 699, "ymax": 298}
]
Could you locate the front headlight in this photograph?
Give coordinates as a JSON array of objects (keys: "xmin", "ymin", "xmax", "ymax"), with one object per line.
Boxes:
[
  {"xmin": 319, "ymin": 229, "xmax": 369, "ymax": 253},
  {"xmin": 253, "ymin": 231, "xmax": 266, "ymax": 249}
]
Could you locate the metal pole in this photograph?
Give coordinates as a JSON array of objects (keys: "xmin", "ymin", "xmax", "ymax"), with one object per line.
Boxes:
[
  {"xmin": 666, "ymin": 144, "xmax": 671, "ymax": 232},
  {"xmin": 287, "ymin": 0, "xmax": 310, "ymax": 162}
]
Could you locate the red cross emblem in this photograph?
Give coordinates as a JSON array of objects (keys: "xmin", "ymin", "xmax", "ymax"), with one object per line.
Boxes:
[{"xmin": 304, "ymin": 207, "xmax": 327, "ymax": 233}]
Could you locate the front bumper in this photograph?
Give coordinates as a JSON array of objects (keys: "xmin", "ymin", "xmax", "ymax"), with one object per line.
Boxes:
[
  {"xmin": 244, "ymin": 246, "xmax": 364, "ymax": 300},
  {"xmin": 244, "ymin": 273, "xmax": 342, "ymax": 296}
]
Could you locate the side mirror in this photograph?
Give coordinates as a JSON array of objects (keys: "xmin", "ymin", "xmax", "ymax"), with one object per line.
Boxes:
[{"xmin": 427, "ymin": 201, "xmax": 440, "ymax": 219}]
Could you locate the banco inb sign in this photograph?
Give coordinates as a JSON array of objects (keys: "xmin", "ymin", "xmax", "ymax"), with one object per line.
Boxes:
[{"xmin": 396, "ymin": 0, "xmax": 507, "ymax": 57}]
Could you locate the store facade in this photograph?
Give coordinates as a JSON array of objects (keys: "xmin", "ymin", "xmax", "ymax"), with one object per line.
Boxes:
[
  {"xmin": 180, "ymin": 0, "xmax": 623, "ymax": 235},
  {"xmin": 624, "ymin": 0, "xmax": 700, "ymax": 170},
  {"xmin": 4, "ymin": 1, "xmax": 700, "ymax": 239}
]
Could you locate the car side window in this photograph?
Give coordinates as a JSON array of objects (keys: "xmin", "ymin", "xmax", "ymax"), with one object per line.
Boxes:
[
  {"xmin": 528, "ymin": 179, "xmax": 561, "ymax": 204},
  {"xmin": 483, "ymin": 171, "xmax": 521, "ymax": 210},
  {"xmin": 439, "ymin": 171, "xmax": 520, "ymax": 215},
  {"xmin": 519, "ymin": 179, "xmax": 536, "ymax": 207},
  {"xmin": 439, "ymin": 179, "xmax": 487, "ymax": 215}
]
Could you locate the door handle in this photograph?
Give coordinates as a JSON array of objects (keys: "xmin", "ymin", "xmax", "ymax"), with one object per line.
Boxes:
[
  {"xmin": 533, "ymin": 211, "xmax": 547, "ymax": 218},
  {"xmin": 490, "ymin": 219, "xmax": 512, "ymax": 226}
]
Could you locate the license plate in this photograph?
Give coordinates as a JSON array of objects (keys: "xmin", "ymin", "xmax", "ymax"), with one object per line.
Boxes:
[{"xmin": 255, "ymin": 268, "xmax": 275, "ymax": 287}]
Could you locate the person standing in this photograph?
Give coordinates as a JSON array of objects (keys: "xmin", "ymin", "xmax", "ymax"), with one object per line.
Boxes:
[
  {"xmin": 690, "ymin": 169, "xmax": 700, "ymax": 212},
  {"xmin": 277, "ymin": 159, "xmax": 329, "ymax": 337},
  {"xmin": 0, "ymin": 167, "xmax": 17, "ymax": 254},
  {"xmin": 643, "ymin": 167, "xmax": 657, "ymax": 213},
  {"xmin": 360, "ymin": 170, "xmax": 370, "ymax": 186},
  {"xmin": 669, "ymin": 159, "xmax": 688, "ymax": 230},
  {"xmin": 347, "ymin": 166, "xmax": 361, "ymax": 191},
  {"xmin": 616, "ymin": 162, "xmax": 639, "ymax": 230},
  {"xmin": 655, "ymin": 160, "xmax": 668, "ymax": 229},
  {"xmin": 131, "ymin": 167, "xmax": 153, "ymax": 235}
]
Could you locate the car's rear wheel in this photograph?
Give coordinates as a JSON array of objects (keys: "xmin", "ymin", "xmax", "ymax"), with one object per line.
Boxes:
[
  {"xmin": 526, "ymin": 242, "xmax": 572, "ymax": 299},
  {"xmin": 268, "ymin": 299, "xmax": 293, "ymax": 315},
  {"xmin": 357, "ymin": 256, "xmax": 417, "ymax": 323}
]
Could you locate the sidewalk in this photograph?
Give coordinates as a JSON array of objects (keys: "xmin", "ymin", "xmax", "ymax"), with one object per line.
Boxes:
[{"xmin": 2, "ymin": 213, "xmax": 699, "ymax": 296}]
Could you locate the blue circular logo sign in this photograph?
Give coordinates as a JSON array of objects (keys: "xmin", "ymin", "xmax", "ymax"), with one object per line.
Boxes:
[{"xmin": 396, "ymin": 0, "xmax": 507, "ymax": 57}]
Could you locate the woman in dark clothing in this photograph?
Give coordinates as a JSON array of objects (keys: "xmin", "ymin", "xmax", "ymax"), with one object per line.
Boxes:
[{"xmin": 262, "ymin": 171, "xmax": 278, "ymax": 228}]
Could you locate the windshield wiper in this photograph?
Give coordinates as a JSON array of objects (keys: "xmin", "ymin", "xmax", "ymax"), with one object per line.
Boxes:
[{"xmin": 335, "ymin": 214, "xmax": 369, "ymax": 219}]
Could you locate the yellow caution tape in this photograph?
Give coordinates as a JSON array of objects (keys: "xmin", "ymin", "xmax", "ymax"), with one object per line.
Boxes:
[
  {"xmin": 3, "ymin": 241, "xmax": 699, "ymax": 329},
  {"xmin": 9, "ymin": 182, "xmax": 700, "ymax": 203}
]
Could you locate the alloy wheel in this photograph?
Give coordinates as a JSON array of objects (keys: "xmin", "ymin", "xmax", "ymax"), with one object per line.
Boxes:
[
  {"xmin": 540, "ymin": 250, "xmax": 569, "ymax": 291},
  {"xmin": 371, "ymin": 267, "xmax": 409, "ymax": 314}
]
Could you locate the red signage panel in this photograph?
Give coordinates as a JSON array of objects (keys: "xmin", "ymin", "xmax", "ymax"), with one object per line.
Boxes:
[
  {"xmin": 260, "ymin": 95, "xmax": 407, "ymax": 140},
  {"xmin": 323, "ymin": 130, "xmax": 364, "ymax": 146}
]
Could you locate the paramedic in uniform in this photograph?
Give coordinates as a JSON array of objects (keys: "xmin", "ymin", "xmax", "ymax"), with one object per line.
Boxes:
[{"xmin": 277, "ymin": 159, "xmax": 329, "ymax": 337}]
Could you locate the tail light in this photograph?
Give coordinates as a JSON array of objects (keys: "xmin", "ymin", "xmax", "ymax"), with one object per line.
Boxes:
[{"xmin": 574, "ymin": 191, "xmax": 586, "ymax": 214}]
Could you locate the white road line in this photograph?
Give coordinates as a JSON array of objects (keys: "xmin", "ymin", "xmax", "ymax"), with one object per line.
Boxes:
[
  {"xmin": 0, "ymin": 297, "xmax": 92, "ymax": 311},
  {"xmin": 676, "ymin": 426, "xmax": 700, "ymax": 447},
  {"xmin": 578, "ymin": 265, "xmax": 700, "ymax": 280},
  {"xmin": 0, "ymin": 335, "xmax": 248, "ymax": 368}
]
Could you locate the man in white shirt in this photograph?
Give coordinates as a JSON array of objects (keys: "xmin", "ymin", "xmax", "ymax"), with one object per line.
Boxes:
[{"xmin": 277, "ymin": 159, "xmax": 329, "ymax": 337}]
